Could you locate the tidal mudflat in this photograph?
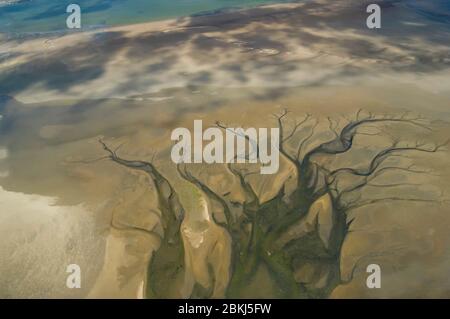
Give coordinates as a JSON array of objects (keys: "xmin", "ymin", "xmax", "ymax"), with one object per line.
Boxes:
[{"xmin": 0, "ymin": 0, "xmax": 449, "ymax": 298}]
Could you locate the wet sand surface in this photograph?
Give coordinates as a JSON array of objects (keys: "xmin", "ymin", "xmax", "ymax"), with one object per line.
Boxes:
[{"xmin": 0, "ymin": 0, "xmax": 449, "ymax": 298}]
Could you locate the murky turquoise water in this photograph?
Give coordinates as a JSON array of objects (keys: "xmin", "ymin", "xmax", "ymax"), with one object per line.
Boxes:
[
  {"xmin": 2, "ymin": 0, "xmax": 449, "ymax": 34},
  {"xmin": 0, "ymin": 0, "xmax": 292, "ymax": 33}
]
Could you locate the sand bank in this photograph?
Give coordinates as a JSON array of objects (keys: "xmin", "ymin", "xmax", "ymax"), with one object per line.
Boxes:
[{"xmin": 0, "ymin": 0, "xmax": 450, "ymax": 298}]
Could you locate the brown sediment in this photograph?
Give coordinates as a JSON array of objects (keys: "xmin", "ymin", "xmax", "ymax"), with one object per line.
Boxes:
[{"xmin": 0, "ymin": 0, "xmax": 450, "ymax": 298}]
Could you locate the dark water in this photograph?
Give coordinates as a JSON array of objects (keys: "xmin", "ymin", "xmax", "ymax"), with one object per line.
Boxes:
[
  {"xmin": 0, "ymin": 0, "xmax": 291, "ymax": 33},
  {"xmin": 405, "ymin": 0, "xmax": 450, "ymax": 24}
]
